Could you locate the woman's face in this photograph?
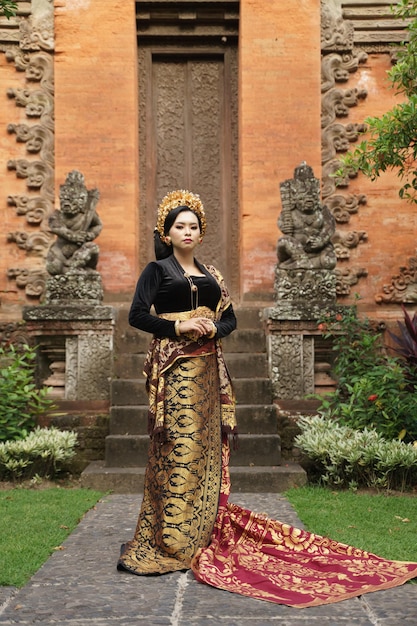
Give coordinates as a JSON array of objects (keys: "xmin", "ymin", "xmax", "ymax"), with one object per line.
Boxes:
[{"xmin": 168, "ymin": 210, "xmax": 201, "ymax": 251}]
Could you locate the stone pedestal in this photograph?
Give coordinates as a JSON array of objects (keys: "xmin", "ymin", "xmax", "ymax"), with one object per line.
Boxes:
[
  {"xmin": 263, "ymin": 268, "xmax": 341, "ymax": 402},
  {"xmin": 23, "ymin": 304, "xmax": 115, "ymax": 401}
]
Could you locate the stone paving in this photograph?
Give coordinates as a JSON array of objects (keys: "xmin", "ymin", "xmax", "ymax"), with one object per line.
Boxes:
[{"xmin": 0, "ymin": 493, "xmax": 416, "ymax": 625}]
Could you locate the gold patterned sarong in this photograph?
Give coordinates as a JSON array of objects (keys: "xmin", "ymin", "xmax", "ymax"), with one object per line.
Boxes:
[{"xmin": 117, "ymin": 354, "xmax": 223, "ymax": 574}]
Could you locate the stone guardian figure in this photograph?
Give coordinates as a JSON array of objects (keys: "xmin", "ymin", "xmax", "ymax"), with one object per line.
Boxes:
[
  {"xmin": 277, "ymin": 161, "xmax": 336, "ymax": 270},
  {"xmin": 46, "ymin": 170, "xmax": 102, "ymax": 275}
]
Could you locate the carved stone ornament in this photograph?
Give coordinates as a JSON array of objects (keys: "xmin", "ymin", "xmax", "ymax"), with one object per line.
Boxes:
[
  {"xmin": 0, "ymin": 322, "xmax": 31, "ymax": 348},
  {"xmin": 375, "ymin": 252, "xmax": 417, "ymax": 304},
  {"xmin": 4, "ymin": 0, "xmax": 55, "ymax": 302},
  {"xmin": 320, "ymin": 7, "xmax": 369, "ymax": 296},
  {"xmin": 335, "ymin": 267, "xmax": 368, "ymax": 296},
  {"xmin": 45, "ymin": 273, "xmax": 104, "ymax": 305},
  {"xmin": 321, "ymin": 0, "xmax": 354, "ymax": 52}
]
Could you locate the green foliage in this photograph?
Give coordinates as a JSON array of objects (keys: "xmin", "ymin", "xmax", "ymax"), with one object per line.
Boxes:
[
  {"xmin": 285, "ymin": 486, "xmax": 417, "ymax": 563},
  {"xmin": 319, "ymin": 302, "xmax": 386, "ymax": 399},
  {"xmin": 337, "ymin": 1, "xmax": 417, "ymax": 202},
  {"xmin": 318, "ymin": 303, "xmax": 417, "ymax": 443},
  {"xmin": 0, "ymin": 427, "xmax": 78, "ymax": 480},
  {"xmin": 388, "ymin": 305, "xmax": 417, "ymax": 381},
  {"xmin": 0, "ymin": 0, "xmax": 18, "ymax": 18},
  {"xmin": 0, "ymin": 344, "xmax": 54, "ymax": 441},
  {"xmin": 295, "ymin": 415, "xmax": 417, "ymax": 491},
  {"xmin": 0, "ymin": 487, "xmax": 105, "ymax": 587}
]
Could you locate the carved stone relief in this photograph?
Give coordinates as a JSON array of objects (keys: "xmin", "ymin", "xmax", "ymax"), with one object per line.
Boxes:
[
  {"xmin": 268, "ymin": 335, "xmax": 315, "ymax": 400},
  {"xmin": 320, "ymin": 1, "xmax": 369, "ymax": 296},
  {"xmin": 375, "ymin": 251, "xmax": 417, "ymax": 304},
  {"xmin": 3, "ymin": 2, "xmax": 54, "ymax": 301}
]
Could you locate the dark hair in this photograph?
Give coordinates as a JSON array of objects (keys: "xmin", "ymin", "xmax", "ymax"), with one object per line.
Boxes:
[{"xmin": 154, "ymin": 206, "xmax": 202, "ymax": 260}]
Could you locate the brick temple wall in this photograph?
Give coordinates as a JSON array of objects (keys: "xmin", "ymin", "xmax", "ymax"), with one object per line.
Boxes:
[{"xmin": 0, "ymin": 0, "xmax": 414, "ymax": 320}]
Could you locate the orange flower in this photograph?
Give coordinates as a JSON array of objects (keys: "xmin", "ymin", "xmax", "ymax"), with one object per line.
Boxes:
[
  {"xmin": 317, "ymin": 323, "xmax": 327, "ymax": 331},
  {"xmin": 368, "ymin": 394, "xmax": 378, "ymax": 401}
]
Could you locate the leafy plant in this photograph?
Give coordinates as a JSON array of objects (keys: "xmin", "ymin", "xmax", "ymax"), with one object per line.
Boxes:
[
  {"xmin": 387, "ymin": 305, "xmax": 417, "ymax": 382},
  {"xmin": 0, "ymin": 427, "xmax": 78, "ymax": 480},
  {"xmin": 0, "ymin": 0, "xmax": 18, "ymax": 19},
  {"xmin": 318, "ymin": 300, "xmax": 386, "ymax": 400},
  {"xmin": 317, "ymin": 302, "xmax": 417, "ymax": 443},
  {"xmin": 337, "ymin": 1, "xmax": 417, "ymax": 203},
  {"xmin": 295, "ymin": 415, "xmax": 417, "ymax": 491},
  {"xmin": 0, "ymin": 344, "xmax": 54, "ymax": 441}
]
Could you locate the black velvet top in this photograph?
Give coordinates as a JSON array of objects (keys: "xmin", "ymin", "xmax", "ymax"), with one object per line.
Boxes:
[{"xmin": 129, "ymin": 255, "xmax": 237, "ymax": 339}]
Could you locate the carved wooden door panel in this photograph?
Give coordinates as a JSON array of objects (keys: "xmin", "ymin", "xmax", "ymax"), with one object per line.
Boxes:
[{"xmin": 138, "ymin": 47, "xmax": 239, "ymax": 297}]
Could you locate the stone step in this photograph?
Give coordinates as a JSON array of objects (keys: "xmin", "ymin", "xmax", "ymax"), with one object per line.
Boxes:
[
  {"xmin": 221, "ymin": 329, "xmax": 267, "ymax": 354},
  {"xmin": 111, "ymin": 377, "xmax": 272, "ymax": 406},
  {"xmin": 105, "ymin": 433, "xmax": 281, "ymax": 468},
  {"xmin": 234, "ymin": 378, "xmax": 272, "ymax": 404},
  {"xmin": 80, "ymin": 460, "xmax": 306, "ymax": 493},
  {"xmin": 112, "ymin": 351, "xmax": 268, "ymax": 380},
  {"xmin": 109, "ymin": 403, "xmax": 278, "ymax": 435},
  {"xmin": 109, "ymin": 405, "xmax": 148, "ymax": 435},
  {"xmin": 221, "ymin": 352, "xmax": 269, "ymax": 378},
  {"xmin": 111, "ymin": 379, "xmax": 148, "ymax": 405}
]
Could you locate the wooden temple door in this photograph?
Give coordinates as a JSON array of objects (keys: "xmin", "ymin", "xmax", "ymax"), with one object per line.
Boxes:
[{"xmin": 137, "ymin": 3, "xmax": 239, "ymax": 297}]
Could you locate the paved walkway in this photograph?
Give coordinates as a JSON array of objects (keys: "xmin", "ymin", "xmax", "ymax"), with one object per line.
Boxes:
[{"xmin": 0, "ymin": 492, "xmax": 416, "ymax": 625}]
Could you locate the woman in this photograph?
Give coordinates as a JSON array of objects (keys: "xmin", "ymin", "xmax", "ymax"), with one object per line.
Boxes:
[{"xmin": 118, "ymin": 190, "xmax": 417, "ymax": 607}]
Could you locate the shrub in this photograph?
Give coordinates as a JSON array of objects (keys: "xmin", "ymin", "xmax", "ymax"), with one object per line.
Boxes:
[
  {"xmin": 0, "ymin": 344, "xmax": 54, "ymax": 441},
  {"xmin": 0, "ymin": 427, "xmax": 78, "ymax": 480},
  {"xmin": 387, "ymin": 305, "xmax": 417, "ymax": 386},
  {"xmin": 295, "ymin": 415, "xmax": 417, "ymax": 491},
  {"xmin": 318, "ymin": 302, "xmax": 417, "ymax": 443}
]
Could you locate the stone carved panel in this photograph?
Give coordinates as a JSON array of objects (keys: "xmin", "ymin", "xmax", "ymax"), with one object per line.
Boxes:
[
  {"xmin": 269, "ymin": 335, "xmax": 315, "ymax": 400},
  {"xmin": 77, "ymin": 335, "xmax": 113, "ymax": 400},
  {"xmin": 65, "ymin": 336, "xmax": 78, "ymax": 401},
  {"xmin": 3, "ymin": 4, "xmax": 54, "ymax": 302}
]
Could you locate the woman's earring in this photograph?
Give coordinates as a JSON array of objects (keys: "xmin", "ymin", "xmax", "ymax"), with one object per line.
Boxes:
[
  {"xmin": 199, "ymin": 237, "xmax": 203, "ymax": 244},
  {"xmin": 165, "ymin": 236, "xmax": 171, "ymax": 246}
]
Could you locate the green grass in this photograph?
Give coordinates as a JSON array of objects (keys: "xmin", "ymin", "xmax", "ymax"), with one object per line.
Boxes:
[
  {"xmin": 286, "ymin": 486, "xmax": 417, "ymax": 564},
  {"xmin": 0, "ymin": 487, "xmax": 105, "ymax": 587}
]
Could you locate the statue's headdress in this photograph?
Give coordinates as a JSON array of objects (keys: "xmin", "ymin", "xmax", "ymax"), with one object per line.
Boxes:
[{"xmin": 156, "ymin": 190, "xmax": 206, "ymax": 237}]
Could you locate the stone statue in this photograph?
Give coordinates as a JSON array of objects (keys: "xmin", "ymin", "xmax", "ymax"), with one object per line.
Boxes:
[
  {"xmin": 46, "ymin": 170, "xmax": 102, "ymax": 275},
  {"xmin": 277, "ymin": 162, "xmax": 336, "ymax": 270}
]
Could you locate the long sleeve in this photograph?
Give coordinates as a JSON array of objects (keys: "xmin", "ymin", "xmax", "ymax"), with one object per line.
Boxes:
[
  {"xmin": 214, "ymin": 305, "xmax": 237, "ymax": 339},
  {"xmin": 129, "ymin": 263, "xmax": 178, "ymax": 338}
]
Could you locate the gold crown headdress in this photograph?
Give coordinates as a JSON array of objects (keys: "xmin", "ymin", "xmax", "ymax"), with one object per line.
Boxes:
[{"xmin": 156, "ymin": 190, "xmax": 206, "ymax": 238}]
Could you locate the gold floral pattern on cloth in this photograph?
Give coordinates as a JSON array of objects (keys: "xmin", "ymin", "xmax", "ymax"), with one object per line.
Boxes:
[
  {"xmin": 145, "ymin": 304, "xmax": 236, "ymax": 436},
  {"xmin": 117, "ymin": 355, "xmax": 222, "ymax": 575},
  {"xmin": 192, "ymin": 449, "xmax": 417, "ymax": 607}
]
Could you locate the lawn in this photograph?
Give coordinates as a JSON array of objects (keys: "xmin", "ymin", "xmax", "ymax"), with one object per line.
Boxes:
[
  {"xmin": 286, "ymin": 485, "xmax": 417, "ymax": 564},
  {"xmin": 0, "ymin": 486, "xmax": 105, "ymax": 587}
]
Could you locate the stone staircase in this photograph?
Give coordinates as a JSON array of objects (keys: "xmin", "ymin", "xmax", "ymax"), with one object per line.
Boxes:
[{"xmin": 81, "ymin": 305, "xmax": 306, "ymax": 492}]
